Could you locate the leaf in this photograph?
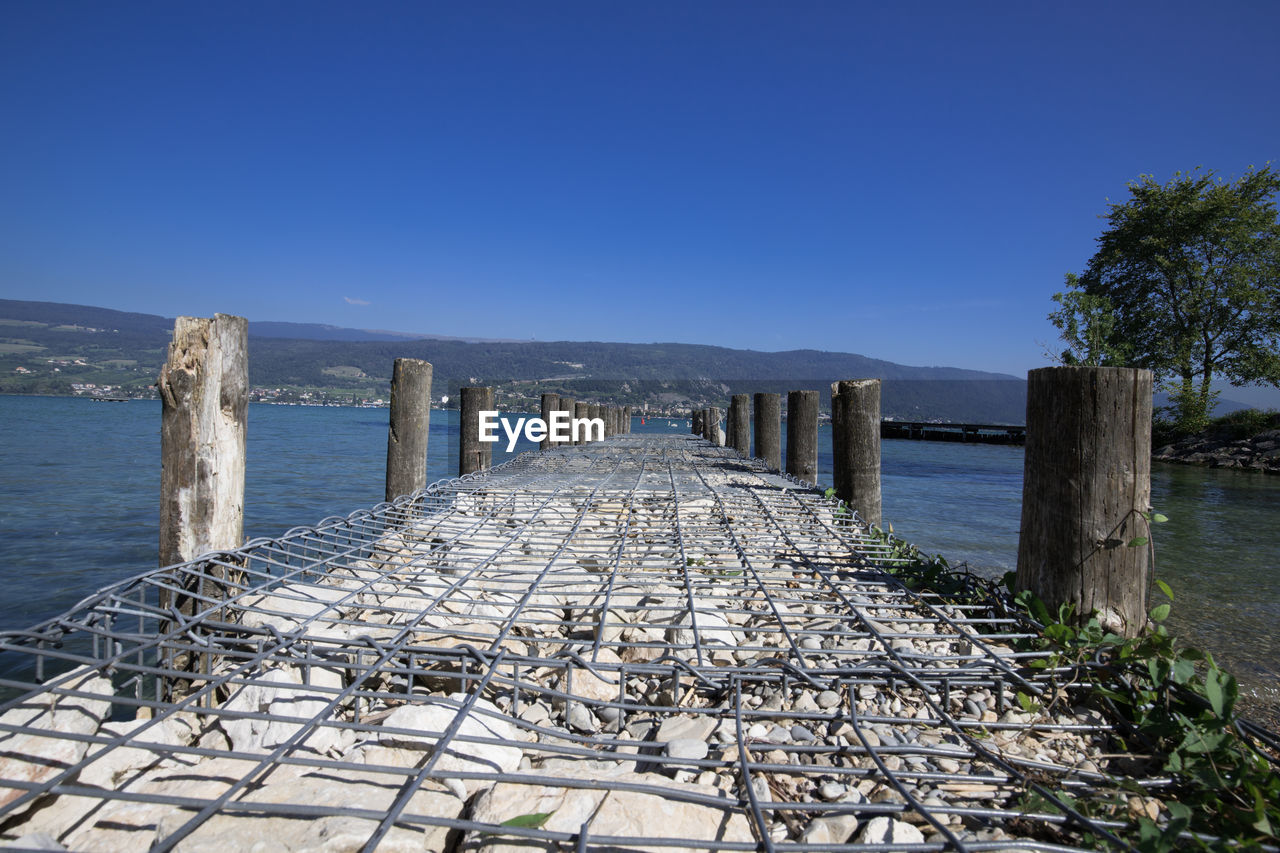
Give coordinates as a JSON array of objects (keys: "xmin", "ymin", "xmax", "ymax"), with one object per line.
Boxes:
[
  {"xmin": 1205, "ymin": 669, "xmax": 1226, "ymax": 717},
  {"xmin": 501, "ymin": 812, "xmax": 555, "ymax": 829},
  {"xmin": 1156, "ymin": 579, "xmax": 1174, "ymax": 601},
  {"xmin": 1253, "ymin": 789, "xmax": 1273, "ymax": 835},
  {"xmin": 1127, "ymin": 536, "xmax": 1149, "ymax": 548},
  {"xmin": 1151, "ymin": 512, "xmax": 1169, "ymax": 523},
  {"xmin": 1172, "ymin": 656, "xmax": 1196, "ymax": 685},
  {"xmin": 1149, "ymin": 603, "xmax": 1170, "ymax": 623}
]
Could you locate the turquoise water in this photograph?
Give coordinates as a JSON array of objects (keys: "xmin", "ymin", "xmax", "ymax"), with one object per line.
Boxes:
[{"xmin": 1, "ymin": 395, "xmax": 1276, "ymax": 702}]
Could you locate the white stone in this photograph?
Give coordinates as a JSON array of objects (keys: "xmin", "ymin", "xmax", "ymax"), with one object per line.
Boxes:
[
  {"xmin": 155, "ymin": 769, "xmax": 462, "ymax": 852},
  {"xmin": 859, "ymin": 816, "xmax": 925, "ymax": 846},
  {"xmin": 665, "ymin": 610, "xmax": 741, "ymax": 652},
  {"xmin": 0, "ymin": 667, "xmax": 114, "ymax": 816},
  {"xmin": 460, "ymin": 764, "xmax": 753, "ymax": 852},
  {"xmin": 235, "ymin": 582, "xmax": 351, "ymax": 633},
  {"xmin": 803, "ymin": 813, "xmax": 860, "ymax": 845},
  {"xmin": 363, "ymin": 694, "xmax": 521, "ymax": 792}
]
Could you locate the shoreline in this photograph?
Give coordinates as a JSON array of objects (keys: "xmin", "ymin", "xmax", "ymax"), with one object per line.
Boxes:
[{"xmin": 1154, "ymin": 429, "xmax": 1280, "ymax": 474}]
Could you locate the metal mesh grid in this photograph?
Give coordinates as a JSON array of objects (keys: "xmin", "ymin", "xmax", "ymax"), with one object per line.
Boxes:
[{"xmin": 0, "ymin": 434, "xmax": 1258, "ymax": 851}]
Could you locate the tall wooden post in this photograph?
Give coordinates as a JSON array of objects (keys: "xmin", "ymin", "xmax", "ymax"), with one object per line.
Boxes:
[
  {"xmin": 786, "ymin": 390, "xmax": 818, "ymax": 487},
  {"xmin": 833, "ymin": 379, "xmax": 881, "ymax": 526},
  {"xmin": 557, "ymin": 396, "xmax": 576, "ymax": 448},
  {"xmin": 729, "ymin": 394, "xmax": 750, "ymax": 456},
  {"xmin": 540, "ymin": 393, "xmax": 559, "ymax": 450},
  {"xmin": 754, "ymin": 393, "xmax": 781, "ymax": 472},
  {"xmin": 692, "ymin": 409, "xmax": 704, "ymax": 436},
  {"xmin": 159, "ymin": 314, "xmax": 248, "ymax": 569},
  {"xmin": 575, "ymin": 401, "xmax": 591, "ymax": 445},
  {"xmin": 588, "ymin": 404, "xmax": 602, "ymax": 442},
  {"xmin": 1016, "ymin": 366, "xmax": 1153, "ymax": 637},
  {"xmin": 385, "ymin": 358, "xmax": 433, "ymax": 501},
  {"xmin": 459, "ymin": 386, "xmax": 492, "ymax": 475},
  {"xmin": 622, "ymin": 405, "xmax": 631, "ymax": 433},
  {"xmin": 705, "ymin": 407, "xmax": 722, "ymax": 445},
  {"xmin": 830, "ymin": 383, "xmax": 847, "ymax": 498}
]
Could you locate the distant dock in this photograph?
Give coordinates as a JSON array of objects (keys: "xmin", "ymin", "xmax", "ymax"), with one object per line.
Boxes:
[{"xmin": 881, "ymin": 419, "xmax": 1026, "ymax": 445}]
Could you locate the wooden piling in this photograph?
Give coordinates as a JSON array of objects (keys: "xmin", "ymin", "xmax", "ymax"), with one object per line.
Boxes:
[
  {"xmin": 754, "ymin": 393, "xmax": 781, "ymax": 472},
  {"xmin": 159, "ymin": 314, "xmax": 248, "ymax": 569},
  {"xmin": 575, "ymin": 401, "xmax": 591, "ymax": 444},
  {"xmin": 705, "ymin": 407, "xmax": 722, "ymax": 445},
  {"xmin": 729, "ymin": 394, "xmax": 750, "ymax": 456},
  {"xmin": 557, "ymin": 396, "xmax": 575, "ymax": 447},
  {"xmin": 786, "ymin": 390, "xmax": 818, "ymax": 487},
  {"xmin": 1016, "ymin": 366, "xmax": 1153, "ymax": 637},
  {"xmin": 830, "ymin": 383, "xmax": 847, "ymax": 498},
  {"xmin": 384, "ymin": 358, "xmax": 433, "ymax": 502},
  {"xmin": 622, "ymin": 405, "xmax": 631, "ymax": 433},
  {"xmin": 588, "ymin": 404, "xmax": 603, "ymax": 442},
  {"xmin": 692, "ymin": 409, "xmax": 704, "ymax": 437},
  {"xmin": 540, "ymin": 393, "xmax": 559, "ymax": 450},
  {"xmin": 459, "ymin": 386, "xmax": 493, "ymax": 475},
  {"xmin": 832, "ymin": 379, "xmax": 881, "ymax": 526}
]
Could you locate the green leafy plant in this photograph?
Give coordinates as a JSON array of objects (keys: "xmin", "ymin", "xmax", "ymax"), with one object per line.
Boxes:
[
  {"xmin": 1011, "ymin": 580, "xmax": 1280, "ymax": 850},
  {"xmin": 831, "ymin": 487, "xmax": 1279, "ymax": 849}
]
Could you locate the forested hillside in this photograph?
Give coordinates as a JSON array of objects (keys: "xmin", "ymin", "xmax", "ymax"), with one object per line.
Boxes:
[{"xmin": 0, "ymin": 300, "xmax": 1028, "ymax": 422}]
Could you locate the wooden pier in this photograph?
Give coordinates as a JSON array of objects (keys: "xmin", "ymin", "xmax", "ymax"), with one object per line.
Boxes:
[{"xmin": 880, "ymin": 420, "xmax": 1026, "ymax": 445}]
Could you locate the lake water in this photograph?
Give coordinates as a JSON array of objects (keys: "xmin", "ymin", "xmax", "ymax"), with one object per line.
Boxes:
[{"xmin": 1, "ymin": 395, "xmax": 1276, "ymax": 707}]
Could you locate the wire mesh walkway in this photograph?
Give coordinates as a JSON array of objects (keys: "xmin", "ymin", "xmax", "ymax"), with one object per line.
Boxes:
[{"xmin": 0, "ymin": 434, "xmax": 1264, "ymax": 851}]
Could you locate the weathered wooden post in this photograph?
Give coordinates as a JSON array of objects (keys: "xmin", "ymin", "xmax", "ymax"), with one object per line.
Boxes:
[
  {"xmin": 786, "ymin": 390, "xmax": 818, "ymax": 486},
  {"xmin": 729, "ymin": 394, "xmax": 750, "ymax": 456},
  {"xmin": 832, "ymin": 379, "xmax": 881, "ymax": 526},
  {"xmin": 159, "ymin": 314, "xmax": 248, "ymax": 569},
  {"xmin": 557, "ymin": 396, "xmax": 575, "ymax": 447},
  {"xmin": 540, "ymin": 393, "xmax": 559, "ymax": 450},
  {"xmin": 384, "ymin": 358, "xmax": 433, "ymax": 501},
  {"xmin": 588, "ymin": 404, "xmax": 602, "ymax": 442},
  {"xmin": 622, "ymin": 405, "xmax": 631, "ymax": 433},
  {"xmin": 830, "ymin": 383, "xmax": 847, "ymax": 498},
  {"xmin": 575, "ymin": 401, "xmax": 591, "ymax": 444},
  {"xmin": 459, "ymin": 386, "xmax": 492, "ymax": 475},
  {"xmin": 754, "ymin": 392, "xmax": 781, "ymax": 472},
  {"xmin": 1016, "ymin": 366, "xmax": 1153, "ymax": 637},
  {"xmin": 692, "ymin": 409, "xmax": 704, "ymax": 436},
  {"xmin": 705, "ymin": 407, "xmax": 722, "ymax": 445}
]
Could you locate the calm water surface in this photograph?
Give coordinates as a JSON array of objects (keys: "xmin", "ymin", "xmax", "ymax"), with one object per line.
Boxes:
[{"xmin": 1, "ymin": 396, "xmax": 1276, "ymax": 703}]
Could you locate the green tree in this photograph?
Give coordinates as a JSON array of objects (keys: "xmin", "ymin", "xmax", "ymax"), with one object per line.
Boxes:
[
  {"xmin": 1060, "ymin": 166, "xmax": 1280, "ymax": 432},
  {"xmin": 1047, "ymin": 273, "xmax": 1129, "ymax": 366}
]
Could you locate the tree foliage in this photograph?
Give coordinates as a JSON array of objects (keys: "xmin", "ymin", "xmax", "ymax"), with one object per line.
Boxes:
[
  {"xmin": 1055, "ymin": 166, "xmax": 1280, "ymax": 432},
  {"xmin": 1047, "ymin": 274, "xmax": 1129, "ymax": 367}
]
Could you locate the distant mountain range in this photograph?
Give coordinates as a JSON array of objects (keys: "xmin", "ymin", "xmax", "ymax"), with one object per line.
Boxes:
[{"xmin": 1, "ymin": 298, "xmax": 1033, "ymax": 421}]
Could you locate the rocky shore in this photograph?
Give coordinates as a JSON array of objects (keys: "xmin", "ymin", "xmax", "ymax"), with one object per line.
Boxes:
[{"xmin": 1154, "ymin": 428, "xmax": 1280, "ymax": 473}]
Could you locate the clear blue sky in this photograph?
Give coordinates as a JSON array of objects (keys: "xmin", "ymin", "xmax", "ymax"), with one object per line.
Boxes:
[{"xmin": 3, "ymin": 1, "xmax": 1278, "ymax": 384}]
